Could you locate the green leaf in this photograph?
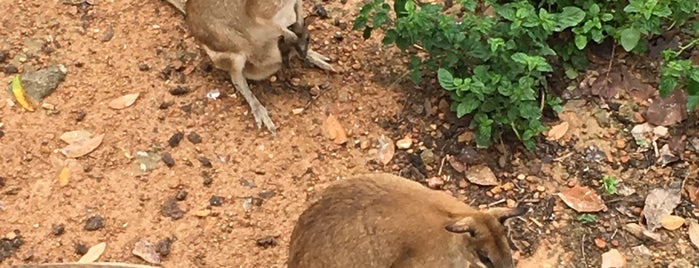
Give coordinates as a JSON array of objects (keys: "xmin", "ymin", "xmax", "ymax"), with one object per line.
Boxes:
[
  {"xmin": 575, "ymin": 34, "xmax": 588, "ymax": 50},
  {"xmin": 456, "ymin": 97, "xmax": 481, "ymax": 117},
  {"xmin": 658, "ymin": 75, "xmax": 677, "ymax": 97},
  {"xmin": 688, "ymin": 80, "xmax": 699, "ymax": 110},
  {"xmin": 555, "ymin": 7, "xmax": 585, "ymax": 30},
  {"xmin": 511, "ymin": 53, "xmax": 528, "ymax": 65},
  {"xmin": 688, "ymin": 68, "xmax": 699, "ymax": 83},
  {"xmin": 362, "ymin": 26, "xmax": 373, "ymax": 39},
  {"xmin": 437, "ymin": 68, "xmax": 456, "ymax": 90},
  {"xmin": 394, "ymin": 0, "xmax": 408, "ymax": 18},
  {"xmin": 620, "ymin": 27, "xmax": 641, "ymax": 52}
]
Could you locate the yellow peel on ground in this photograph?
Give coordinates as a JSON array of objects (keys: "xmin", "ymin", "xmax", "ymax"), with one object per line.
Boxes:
[{"xmin": 11, "ymin": 75, "xmax": 35, "ymax": 111}]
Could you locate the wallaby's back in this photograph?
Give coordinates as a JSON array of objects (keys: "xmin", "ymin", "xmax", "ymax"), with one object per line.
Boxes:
[{"xmin": 287, "ymin": 173, "xmax": 525, "ymax": 268}]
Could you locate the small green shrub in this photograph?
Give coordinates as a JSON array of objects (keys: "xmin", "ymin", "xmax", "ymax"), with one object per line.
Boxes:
[
  {"xmin": 601, "ymin": 175, "xmax": 619, "ymax": 195},
  {"xmin": 354, "ymin": 0, "xmax": 699, "ymax": 149},
  {"xmin": 577, "ymin": 213, "xmax": 598, "ymax": 223}
]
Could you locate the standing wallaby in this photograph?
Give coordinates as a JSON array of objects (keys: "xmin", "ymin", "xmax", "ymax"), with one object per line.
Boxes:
[
  {"xmin": 288, "ymin": 173, "xmax": 528, "ymax": 268},
  {"xmin": 161, "ymin": 0, "xmax": 334, "ymax": 134}
]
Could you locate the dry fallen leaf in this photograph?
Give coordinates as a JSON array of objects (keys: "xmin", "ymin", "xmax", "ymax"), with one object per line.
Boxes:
[
  {"xmin": 324, "ymin": 114, "xmax": 347, "ymax": 145},
  {"xmin": 643, "ymin": 187, "xmax": 682, "ymax": 231},
  {"xmin": 557, "ymin": 185, "xmax": 607, "ymax": 213},
  {"xmin": 58, "ymin": 166, "xmax": 70, "ymax": 187},
  {"xmin": 546, "ymin": 121, "xmax": 569, "ymax": 141},
  {"xmin": 684, "ymin": 185, "xmax": 699, "ymax": 206},
  {"xmin": 60, "ymin": 133, "xmax": 105, "ymax": 158},
  {"xmin": 108, "ymin": 93, "xmax": 140, "ymax": 110},
  {"xmin": 601, "ymin": 248, "xmax": 626, "ymax": 268},
  {"xmin": 623, "ymin": 223, "xmax": 663, "ymax": 242},
  {"xmin": 446, "ymin": 155, "xmax": 467, "ymax": 173},
  {"xmin": 11, "ymin": 75, "xmax": 35, "ymax": 112},
  {"xmin": 660, "ymin": 215, "xmax": 685, "ymax": 231},
  {"xmin": 132, "ymin": 239, "xmax": 160, "ymax": 264},
  {"xmin": 376, "ymin": 134, "xmax": 395, "ymax": 165},
  {"xmin": 77, "ymin": 242, "xmax": 106, "ymax": 263},
  {"xmin": 688, "ymin": 221, "xmax": 699, "ymax": 249},
  {"xmin": 60, "ymin": 130, "xmax": 94, "ymax": 144},
  {"xmin": 464, "ymin": 165, "xmax": 499, "ymax": 186}
]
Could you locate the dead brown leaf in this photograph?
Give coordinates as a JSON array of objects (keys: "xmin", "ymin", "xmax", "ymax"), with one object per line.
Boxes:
[
  {"xmin": 590, "ymin": 70, "xmax": 622, "ymax": 99},
  {"xmin": 60, "ymin": 130, "xmax": 93, "ymax": 144},
  {"xmin": 132, "ymin": 239, "xmax": 160, "ymax": 264},
  {"xmin": 623, "ymin": 223, "xmax": 664, "ymax": 242},
  {"xmin": 58, "ymin": 166, "xmax": 70, "ymax": 187},
  {"xmin": 643, "ymin": 187, "xmax": 682, "ymax": 231},
  {"xmin": 645, "ymin": 90, "xmax": 688, "ymax": 126},
  {"xmin": 557, "ymin": 185, "xmax": 608, "ymax": 213},
  {"xmin": 689, "ymin": 221, "xmax": 699, "ymax": 249},
  {"xmin": 684, "ymin": 185, "xmax": 699, "ymax": 206},
  {"xmin": 77, "ymin": 242, "xmax": 106, "ymax": 263},
  {"xmin": 601, "ymin": 248, "xmax": 626, "ymax": 268},
  {"xmin": 546, "ymin": 121, "xmax": 569, "ymax": 141},
  {"xmin": 60, "ymin": 134, "xmax": 105, "ymax": 158},
  {"xmin": 660, "ymin": 215, "xmax": 685, "ymax": 230},
  {"xmin": 108, "ymin": 93, "xmax": 140, "ymax": 110},
  {"xmin": 446, "ymin": 155, "xmax": 467, "ymax": 173},
  {"xmin": 464, "ymin": 165, "xmax": 499, "ymax": 186},
  {"xmin": 376, "ymin": 134, "xmax": 395, "ymax": 165},
  {"xmin": 324, "ymin": 114, "xmax": 347, "ymax": 145}
]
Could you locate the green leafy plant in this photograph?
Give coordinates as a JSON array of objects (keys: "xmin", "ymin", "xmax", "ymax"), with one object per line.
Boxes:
[
  {"xmin": 601, "ymin": 175, "xmax": 619, "ymax": 195},
  {"xmin": 354, "ymin": 0, "xmax": 699, "ymax": 149},
  {"xmin": 658, "ymin": 34, "xmax": 699, "ymax": 110},
  {"xmin": 577, "ymin": 213, "xmax": 598, "ymax": 224}
]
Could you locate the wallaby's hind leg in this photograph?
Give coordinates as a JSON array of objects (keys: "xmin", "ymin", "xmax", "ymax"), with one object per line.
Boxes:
[
  {"xmin": 305, "ymin": 49, "xmax": 335, "ymax": 72},
  {"xmin": 229, "ymin": 53, "xmax": 277, "ymax": 134},
  {"xmin": 204, "ymin": 46, "xmax": 277, "ymax": 135}
]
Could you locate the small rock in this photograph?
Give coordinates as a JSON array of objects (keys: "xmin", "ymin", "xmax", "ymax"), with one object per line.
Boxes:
[
  {"xmin": 420, "ymin": 149, "xmax": 435, "ymax": 165},
  {"xmin": 74, "ymin": 243, "xmax": 88, "ymax": 255},
  {"xmin": 0, "ymin": 51, "xmax": 7, "ymax": 63},
  {"xmin": 187, "ymin": 132, "xmax": 202, "ymax": 144},
  {"xmin": 615, "ymin": 139, "xmax": 626, "ymax": 149},
  {"xmin": 84, "ymin": 215, "xmax": 104, "ymax": 231},
  {"xmin": 51, "ymin": 224, "xmax": 65, "ymax": 236},
  {"xmin": 396, "ymin": 137, "xmax": 412, "ymax": 149},
  {"xmin": 168, "ymin": 132, "xmax": 184, "ymax": 147},
  {"xmin": 175, "ymin": 190, "xmax": 188, "ymax": 201},
  {"xmin": 209, "ymin": 195, "xmax": 224, "ymax": 206},
  {"xmin": 4, "ymin": 64, "xmax": 18, "ymax": 74},
  {"xmin": 536, "ymin": 186, "xmax": 546, "ymax": 192},
  {"xmin": 101, "ymin": 25, "xmax": 114, "ymax": 42},
  {"xmin": 198, "ymin": 156, "xmax": 212, "ymax": 168},
  {"xmin": 161, "ymin": 152, "xmax": 175, "ymax": 167},
  {"xmin": 138, "ymin": 63, "xmax": 150, "ymax": 71},
  {"xmin": 155, "ymin": 237, "xmax": 175, "ymax": 257},
  {"xmin": 169, "ymin": 86, "xmax": 190, "ymax": 96},
  {"xmin": 161, "ymin": 197, "xmax": 184, "ymax": 220},
  {"xmin": 426, "ymin": 176, "xmax": 444, "ymax": 189},
  {"xmin": 8, "ymin": 65, "xmax": 67, "ymax": 101},
  {"xmin": 256, "ymin": 236, "xmax": 278, "ymax": 249},
  {"xmin": 0, "ymin": 176, "xmax": 6, "ymax": 188},
  {"xmin": 312, "ymin": 4, "xmax": 328, "ymax": 18}
]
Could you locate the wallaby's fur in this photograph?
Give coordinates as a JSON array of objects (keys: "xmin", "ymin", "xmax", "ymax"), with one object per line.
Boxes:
[
  {"xmin": 288, "ymin": 173, "xmax": 528, "ymax": 268},
  {"xmin": 161, "ymin": 0, "xmax": 334, "ymax": 134}
]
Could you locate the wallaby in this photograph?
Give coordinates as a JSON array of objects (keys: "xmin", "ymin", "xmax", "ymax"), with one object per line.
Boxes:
[
  {"xmin": 162, "ymin": 0, "xmax": 334, "ymax": 134},
  {"xmin": 288, "ymin": 173, "xmax": 528, "ymax": 268},
  {"xmin": 160, "ymin": 0, "xmax": 311, "ymax": 64}
]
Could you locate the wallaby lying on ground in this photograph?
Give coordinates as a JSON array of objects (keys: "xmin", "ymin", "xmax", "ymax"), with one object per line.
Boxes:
[
  {"xmin": 162, "ymin": 0, "xmax": 334, "ymax": 134},
  {"xmin": 288, "ymin": 173, "xmax": 528, "ymax": 268}
]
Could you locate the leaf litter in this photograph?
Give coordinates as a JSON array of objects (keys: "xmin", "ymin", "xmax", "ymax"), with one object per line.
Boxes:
[
  {"xmin": 557, "ymin": 185, "xmax": 607, "ymax": 213},
  {"xmin": 323, "ymin": 114, "xmax": 347, "ymax": 145},
  {"xmin": 59, "ymin": 133, "xmax": 105, "ymax": 158},
  {"xmin": 642, "ymin": 187, "xmax": 682, "ymax": 231},
  {"xmin": 77, "ymin": 242, "xmax": 106, "ymax": 263},
  {"xmin": 108, "ymin": 93, "xmax": 140, "ymax": 110},
  {"xmin": 132, "ymin": 238, "xmax": 161, "ymax": 264}
]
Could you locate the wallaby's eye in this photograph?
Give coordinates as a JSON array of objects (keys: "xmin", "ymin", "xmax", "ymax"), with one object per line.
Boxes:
[{"xmin": 476, "ymin": 249, "xmax": 495, "ymax": 268}]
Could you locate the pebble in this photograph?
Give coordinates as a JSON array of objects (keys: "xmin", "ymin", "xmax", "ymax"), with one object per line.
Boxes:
[
  {"xmin": 161, "ymin": 152, "xmax": 175, "ymax": 167},
  {"xmin": 209, "ymin": 195, "xmax": 225, "ymax": 206},
  {"xmin": 168, "ymin": 132, "xmax": 184, "ymax": 147},
  {"xmin": 501, "ymin": 182, "xmax": 515, "ymax": 191},
  {"xmin": 396, "ymin": 137, "xmax": 412, "ymax": 149},
  {"xmin": 187, "ymin": 131, "xmax": 202, "ymax": 144},
  {"xmin": 84, "ymin": 215, "xmax": 105, "ymax": 231},
  {"xmin": 536, "ymin": 186, "xmax": 546, "ymax": 192},
  {"xmin": 615, "ymin": 139, "xmax": 626, "ymax": 149},
  {"xmin": 52, "ymin": 224, "xmax": 65, "ymax": 236}
]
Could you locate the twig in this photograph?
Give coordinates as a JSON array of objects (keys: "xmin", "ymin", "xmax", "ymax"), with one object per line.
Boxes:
[
  {"xmin": 437, "ymin": 155, "xmax": 447, "ymax": 176},
  {"xmin": 553, "ymin": 152, "xmax": 574, "ymax": 162},
  {"xmin": 487, "ymin": 199, "xmax": 506, "ymax": 207},
  {"xmin": 581, "ymin": 234, "xmax": 588, "ymax": 267}
]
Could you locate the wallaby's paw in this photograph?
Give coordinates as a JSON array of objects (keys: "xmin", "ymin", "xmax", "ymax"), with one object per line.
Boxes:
[
  {"xmin": 251, "ymin": 104, "xmax": 277, "ymax": 135},
  {"xmin": 306, "ymin": 50, "xmax": 335, "ymax": 72}
]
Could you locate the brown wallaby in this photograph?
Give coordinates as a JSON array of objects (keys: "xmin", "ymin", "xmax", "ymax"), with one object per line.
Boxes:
[
  {"xmin": 160, "ymin": 0, "xmax": 310, "ymax": 64},
  {"xmin": 162, "ymin": 0, "xmax": 334, "ymax": 134},
  {"xmin": 288, "ymin": 173, "xmax": 528, "ymax": 268}
]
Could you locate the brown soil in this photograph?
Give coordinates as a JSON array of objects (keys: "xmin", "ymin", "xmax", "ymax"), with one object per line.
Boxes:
[{"xmin": 1, "ymin": 1, "xmax": 698, "ymax": 268}]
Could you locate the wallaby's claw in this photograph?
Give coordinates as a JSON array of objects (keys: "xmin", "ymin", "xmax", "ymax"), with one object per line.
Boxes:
[
  {"xmin": 306, "ymin": 49, "xmax": 335, "ymax": 72},
  {"xmin": 251, "ymin": 104, "xmax": 277, "ymax": 135}
]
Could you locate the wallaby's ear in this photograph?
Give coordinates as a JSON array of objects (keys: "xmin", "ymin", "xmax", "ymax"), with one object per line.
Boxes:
[
  {"xmin": 486, "ymin": 205, "xmax": 528, "ymax": 224},
  {"xmin": 445, "ymin": 216, "xmax": 477, "ymax": 237}
]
